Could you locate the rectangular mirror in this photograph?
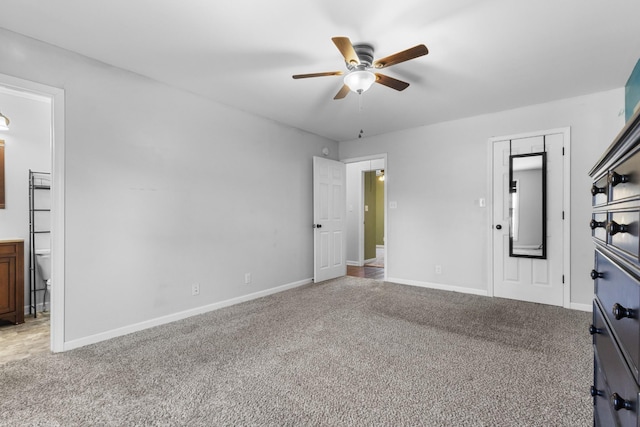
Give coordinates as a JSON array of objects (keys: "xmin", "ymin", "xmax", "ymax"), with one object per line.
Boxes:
[{"xmin": 509, "ymin": 152, "xmax": 546, "ymax": 258}]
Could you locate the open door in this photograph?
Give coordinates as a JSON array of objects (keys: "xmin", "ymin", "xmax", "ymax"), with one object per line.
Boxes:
[{"xmin": 313, "ymin": 156, "xmax": 346, "ymax": 282}]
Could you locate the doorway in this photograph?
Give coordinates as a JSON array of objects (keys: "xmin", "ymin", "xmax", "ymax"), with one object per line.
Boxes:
[
  {"xmin": 0, "ymin": 73, "xmax": 65, "ymax": 356},
  {"xmin": 489, "ymin": 128, "xmax": 570, "ymax": 307},
  {"xmin": 344, "ymin": 156, "xmax": 386, "ymax": 281}
]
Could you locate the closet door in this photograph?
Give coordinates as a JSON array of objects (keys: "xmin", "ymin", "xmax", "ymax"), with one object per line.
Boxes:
[{"xmin": 492, "ymin": 132, "xmax": 565, "ymax": 306}]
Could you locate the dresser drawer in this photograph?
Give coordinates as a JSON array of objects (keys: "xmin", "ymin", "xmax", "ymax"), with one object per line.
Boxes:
[
  {"xmin": 608, "ymin": 210, "xmax": 640, "ymax": 262},
  {"xmin": 610, "ymin": 149, "xmax": 640, "ymax": 203},
  {"xmin": 593, "ymin": 351, "xmax": 619, "ymax": 427},
  {"xmin": 594, "ymin": 250, "xmax": 640, "ymax": 383},
  {"xmin": 593, "ymin": 174, "xmax": 609, "ymax": 206},
  {"xmin": 592, "ymin": 301, "xmax": 640, "ymax": 427}
]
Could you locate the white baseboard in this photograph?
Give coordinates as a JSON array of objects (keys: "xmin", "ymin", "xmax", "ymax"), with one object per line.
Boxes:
[
  {"xmin": 63, "ymin": 278, "xmax": 313, "ymax": 352},
  {"xmin": 24, "ymin": 302, "xmax": 49, "ymax": 315},
  {"xmin": 388, "ymin": 277, "xmax": 593, "ymax": 311},
  {"xmin": 364, "ymin": 258, "xmax": 376, "ymax": 265},
  {"xmin": 569, "ymin": 302, "xmax": 592, "ymax": 312},
  {"xmin": 346, "ymin": 260, "xmax": 363, "ymax": 267},
  {"xmin": 387, "ymin": 277, "xmax": 488, "ymax": 296}
]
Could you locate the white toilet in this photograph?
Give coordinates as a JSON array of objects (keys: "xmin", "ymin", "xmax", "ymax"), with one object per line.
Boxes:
[{"xmin": 35, "ymin": 249, "xmax": 52, "ymax": 309}]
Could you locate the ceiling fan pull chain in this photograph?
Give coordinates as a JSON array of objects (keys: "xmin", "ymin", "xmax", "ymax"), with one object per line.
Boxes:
[{"xmin": 358, "ymin": 94, "xmax": 365, "ymax": 139}]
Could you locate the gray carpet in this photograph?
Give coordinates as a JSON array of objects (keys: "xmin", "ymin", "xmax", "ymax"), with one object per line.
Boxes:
[{"xmin": 0, "ymin": 277, "xmax": 592, "ymax": 426}]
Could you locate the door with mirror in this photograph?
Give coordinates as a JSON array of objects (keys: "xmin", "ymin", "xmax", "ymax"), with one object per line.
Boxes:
[{"xmin": 492, "ymin": 132, "xmax": 565, "ymax": 306}]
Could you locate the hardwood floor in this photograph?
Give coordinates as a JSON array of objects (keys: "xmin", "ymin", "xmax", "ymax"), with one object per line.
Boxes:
[
  {"xmin": 0, "ymin": 312, "xmax": 50, "ymax": 365},
  {"xmin": 347, "ymin": 246, "xmax": 385, "ymax": 280},
  {"xmin": 346, "ymin": 265, "xmax": 384, "ymax": 280}
]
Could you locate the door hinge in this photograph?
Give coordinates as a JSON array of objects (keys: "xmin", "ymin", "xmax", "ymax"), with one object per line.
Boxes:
[
  {"xmin": 562, "ymin": 275, "xmax": 565, "ymax": 284},
  {"xmin": 562, "ymin": 147, "xmax": 565, "ymax": 155},
  {"xmin": 562, "ymin": 211, "xmax": 565, "ymax": 220}
]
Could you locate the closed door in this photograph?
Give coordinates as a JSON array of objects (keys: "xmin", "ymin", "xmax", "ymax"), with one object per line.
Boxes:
[
  {"xmin": 313, "ymin": 156, "xmax": 346, "ymax": 282},
  {"xmin": 492, "ymin": 132, "xmax": 565, "ymax": 306}
]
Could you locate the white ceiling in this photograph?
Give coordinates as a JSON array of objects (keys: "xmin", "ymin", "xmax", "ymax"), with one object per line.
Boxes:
[{"xmin": 1, "ymin": 0, "xmax": 639, "ymax": 142}]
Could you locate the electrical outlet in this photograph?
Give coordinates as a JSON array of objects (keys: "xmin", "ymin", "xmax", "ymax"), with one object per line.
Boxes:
[
  {"xmin": 191, "ymin": 283, "xmax": 200, "ymax": 296},
  {"xmin": 244, "ymin": 273, "xmax": 252, "ymax": 284},
  {"xmin": 435, "ymin": 265, "xmax": 442, "ymax": 275}
]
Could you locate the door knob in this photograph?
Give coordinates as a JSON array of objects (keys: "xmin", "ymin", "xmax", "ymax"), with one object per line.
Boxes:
[
  {"xmin": 313, "ymin": 224, "xmax": 322, "ymax": 229},
  {"xmin": 495, "ymin": 224, "xmax": 502, "ymax": 230}
]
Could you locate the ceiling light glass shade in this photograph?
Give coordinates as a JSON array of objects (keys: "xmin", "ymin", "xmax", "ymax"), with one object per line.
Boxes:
[
  {"xmin": 0, "ymin": 112, "xmax": 9, "ymax": 131},
  {"xmin": 344, "ymin": 70, "xmax": 376, "ymax": 94}
]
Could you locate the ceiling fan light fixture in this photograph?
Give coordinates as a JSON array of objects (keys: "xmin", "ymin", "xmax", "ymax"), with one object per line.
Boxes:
[
  {"xmin": 0, "ymin": 111, "xmax": 9, "ymax": 131},
  {"xmin": 344, "ymin": 70, "xmax": 376, "ymax": 94}
]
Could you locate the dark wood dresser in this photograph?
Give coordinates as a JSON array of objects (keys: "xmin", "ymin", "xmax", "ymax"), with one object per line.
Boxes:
[
  {"xmin": 0, "ymin": 239, "xmax": 24, "ymax": 325},
  {"xmin": 589, "ymin": 109, "xmax": 640, "ymax": 426}
]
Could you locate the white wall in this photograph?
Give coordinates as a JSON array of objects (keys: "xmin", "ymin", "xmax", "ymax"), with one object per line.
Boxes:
[
  {"xmin": 340, "ymin": 88, "xmax": 625, "ymax": 306},
  {"xmin": 0, "ymin": 88, "xmax": 51, "ymax": 307},
  {"xmin": 0, "ymin": 28, "xmax": 337, "ymax": 345}
]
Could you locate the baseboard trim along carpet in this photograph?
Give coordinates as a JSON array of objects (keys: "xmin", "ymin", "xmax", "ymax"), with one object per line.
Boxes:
[
  {"xmin": 570, "ymin": 302, "xmax": 593, "ymax": 312},
  {"xmin": 63, "ymin": 277, "xmax": 313, "ymax": 351},
  {"xmin": 387, "ymin": 276, "xmax": 489, "ymax": 297}
]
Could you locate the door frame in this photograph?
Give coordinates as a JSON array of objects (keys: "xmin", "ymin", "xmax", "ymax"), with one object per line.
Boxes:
[
  {"xmin": 341, "ymin": 153, "xmax": 388, "ymax": 281},
  {"xmin": 0, "ymin": 72, "xmax": 66, "ymax": 352},
  {"xmin": 487, "ymin": 128, "xmax": 571, "ymax": 308}
]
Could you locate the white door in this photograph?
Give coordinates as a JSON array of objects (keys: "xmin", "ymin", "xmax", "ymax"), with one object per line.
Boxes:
[
  {"xmin": 313, "ymin": 156, "xmax": 347, "ymax": 282},
  {"xmin": 492, "ymin": 132, "xmax": 565, "ymax": 306}
]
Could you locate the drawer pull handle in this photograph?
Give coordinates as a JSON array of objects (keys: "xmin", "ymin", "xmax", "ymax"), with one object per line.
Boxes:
[
  {"xmin": 588, "ymin": 324, "xmax": 602, "ymax": 335},
  {"xmin": 590, "ymin": 269, "xmax": 604, "ymax": 280},
  {"xmin": 612, "ymin": 303, "xmax": 634, "ymax": 320},
  {"xmin": 608, "ymin": 171, "xmax": 630, "ymax": 187},
  {"xmin": 591, "ymin": 184, "xmax": 606, "ymax": 196},
  {"xmin": 590, "ymin": 386, "xmax": 603, "ymax": 397},
  {"xmin": 611, "ymin": 393, "xmax": 634, "ymax": 411},
  {"xmin": 590, "ymin": 219, "xmax": 606, "ymax": 230},
  {"xmin": 606, "ymin": 221, "xmax": 628, "ymax": 236}
]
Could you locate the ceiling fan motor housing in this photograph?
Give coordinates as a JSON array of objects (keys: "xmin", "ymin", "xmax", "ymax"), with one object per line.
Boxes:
[{"xmin": 349, "ymin": 43, "xmax": 375, "ymax": 70}]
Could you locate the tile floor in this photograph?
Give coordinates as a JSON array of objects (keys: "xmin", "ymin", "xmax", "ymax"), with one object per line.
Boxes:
[{"xmin": 0, "ymin": 312, "xmax": 50, "ymax": 365}]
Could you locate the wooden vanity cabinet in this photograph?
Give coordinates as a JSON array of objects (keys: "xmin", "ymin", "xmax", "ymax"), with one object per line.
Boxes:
[{"xmin": 0, "ymin": 239, "xmax": 24, "ymax": 324}]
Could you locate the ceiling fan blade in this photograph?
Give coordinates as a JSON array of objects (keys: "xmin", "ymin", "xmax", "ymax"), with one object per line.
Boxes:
[
  {"xmin": 375, "ymin": 73, "xmax": 410, "ymax": 91},
  {"xmin": 333, "ymin": 84, "xmax": 351, "ymax": 100},
  {"xmin": 332, "ymin": 37, "xmax": 360, "ymax": 66},
  {"xmin": 373, "ymin": 44, "xmax": 429, "ymax": 69},
  {"xmin": 292, "ymin": 71, "xmax": 344, "ymax": 79}
]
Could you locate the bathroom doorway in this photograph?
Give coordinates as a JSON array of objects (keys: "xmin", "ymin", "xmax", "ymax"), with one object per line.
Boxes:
[
  {"xmin": 344, "ymin": 155, "xmax": 386, "ymax": 280},
  {"xmin": 0, "ymin": 73, "xmax": 65, "ymax": 358}
]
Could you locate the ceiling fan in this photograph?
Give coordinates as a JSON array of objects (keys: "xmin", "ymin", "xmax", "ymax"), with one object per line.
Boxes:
[{"xmin": 292, "ymin": 37, "xmax": 428, "ymax": 100}]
